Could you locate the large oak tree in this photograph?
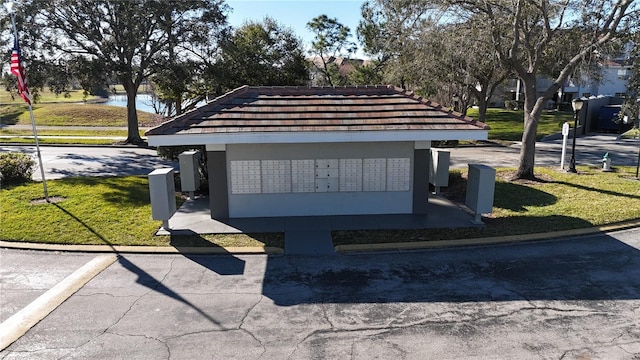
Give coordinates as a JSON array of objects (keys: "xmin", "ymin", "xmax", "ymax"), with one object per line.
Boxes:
[
  {"xmin": 215, "ymin": 18, "xmax": 309, "ymax": 91},
  {"xmin": 15, "ymin": 0, "xmax": 227, "ymax": 144},
  {"xmin": 360, "ymin": 0, "xmax": 638, "ymax": 179}
]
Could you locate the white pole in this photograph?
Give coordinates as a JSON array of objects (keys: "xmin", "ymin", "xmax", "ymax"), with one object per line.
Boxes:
[
  {"xmin": 9, "ymin": 7, "xmax": 49, "ymax": 202},
  {"xmin": 560, "ymin": 122, "xmax": 569, "ymax": 169},
  {"xmin": 28, "ymin": 104, "xmax": 49, "ymax": 202}
]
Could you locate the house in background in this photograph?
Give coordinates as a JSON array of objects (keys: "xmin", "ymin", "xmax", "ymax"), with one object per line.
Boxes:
[
  {"xmin": 504, "ymin": 55, "xmax": 633, "ymax": 107},
  {"xmin": 146, "ymin": 85, "xmax": 489, "ymax": 219}
]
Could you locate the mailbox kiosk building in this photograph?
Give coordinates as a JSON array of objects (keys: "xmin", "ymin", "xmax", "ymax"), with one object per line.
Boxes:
[{"xmin": 146, "ymin": 86, "xmax": 489, "ymax": 219}]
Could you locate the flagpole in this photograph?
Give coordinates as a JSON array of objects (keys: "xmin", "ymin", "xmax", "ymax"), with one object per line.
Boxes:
[
  {"xmin": 28, "ymin": 103, "xmax": 49, "ymax": 201},
  {"xmin": 8, "ymin": 4, "xmax": 48, "ymax": 202}
]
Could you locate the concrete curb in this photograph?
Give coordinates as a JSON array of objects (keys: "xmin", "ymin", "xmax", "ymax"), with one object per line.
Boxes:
[
  {"xmin": 1, "ymin": 220, "xmax": 638, "ymax": 255},
  {"xmin": 0, "ymin": 242, "xmax": 283, "ymax": 255},
  {"xmin": 0, "ymin": 254, "xmax": 118, "ymax": 350},
  {"xmin": 334, "ymin": 219, "xmax": 640, "ymax": 253}
]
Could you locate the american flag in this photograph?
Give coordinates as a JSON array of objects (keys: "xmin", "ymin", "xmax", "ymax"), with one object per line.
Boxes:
[{"xmin": 10, "ymin": 38, "xmax": 31, "ymax": 105}]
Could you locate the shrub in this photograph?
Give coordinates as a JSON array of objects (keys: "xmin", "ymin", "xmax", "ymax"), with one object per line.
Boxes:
[
  {"xmin": 157, "ymin": 145, "xmax": 205, "ymax": 161},
  {"xmin": 0, "ymin": 152, "xmax": 35, "ymax": 185},
  {"xmin": 505, "ymin": 100, "xmax": 524, "ymax": 110},
  {"xmin": 157, "ymin": 145, "xmax": 209, "ymax": 195}
]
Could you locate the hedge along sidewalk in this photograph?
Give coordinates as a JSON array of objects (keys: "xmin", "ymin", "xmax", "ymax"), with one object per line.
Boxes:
[{"xmin": 0, "ymin": 168, "xmax": 638, "ymax": 251}]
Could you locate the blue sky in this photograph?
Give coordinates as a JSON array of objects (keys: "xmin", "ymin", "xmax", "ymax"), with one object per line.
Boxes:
[{"xmin": 226, "ymin": 0, "xmax": 367, "ymax": 57}]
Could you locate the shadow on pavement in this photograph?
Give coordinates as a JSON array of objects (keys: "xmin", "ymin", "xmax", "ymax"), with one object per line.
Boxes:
[
  {"xmin": 48, "ymin": 152, "xmax": 175, "ymax": 178},
  {"xmin": 169, "ymin": 231, "xmax": 246, "ymax": 276},
  {"xmin": 260, "ymin": 232, "xmax": 640, "ymax": 306},
  {"xmin": 53, "ymin": 203, "xmax": 242, "ymax": 327}
]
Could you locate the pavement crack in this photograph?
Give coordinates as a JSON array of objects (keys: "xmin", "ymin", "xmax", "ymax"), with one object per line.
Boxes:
[
  {"xmin": 238, "ymin": 295, "xmax": 266, "ymax": 359},
  {"xmin": 153, "ymin": 257, "xmax": 177, "ymax": 291},
  {"xmin": 75, "ymin": 292, "xmax": 137, "ymax": 299},
  {"xmin": 321, "ymin": 303, "xmax": 336, "ymax": 329}
]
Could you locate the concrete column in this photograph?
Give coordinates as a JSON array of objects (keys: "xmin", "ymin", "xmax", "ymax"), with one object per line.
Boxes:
[
  {"xmin": 207, "ymin": 151, "xmax": 228, "ymax": 219},
  {"xmin": 413, "ymin": 149, "xmax": 429, "ymax": 214}
]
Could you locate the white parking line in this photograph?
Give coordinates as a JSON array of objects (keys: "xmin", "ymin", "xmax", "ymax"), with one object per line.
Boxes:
[{"xmin": 0, "ymin": 254, "xmax": 118, "ymax": 350}]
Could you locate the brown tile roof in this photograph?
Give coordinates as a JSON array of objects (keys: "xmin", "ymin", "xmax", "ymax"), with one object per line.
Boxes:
[{"xmin": 146, "ymin": 85, "xmax": 489, "ymax": 136}]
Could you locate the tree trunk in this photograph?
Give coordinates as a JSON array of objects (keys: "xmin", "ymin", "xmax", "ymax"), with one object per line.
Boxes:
[
  {"xmin": 476, "ymin": 92, "xmax": 488, "ymax": 123},
  {"xmin": 123, "ymin": 80, "xmax": 143, "ymax": 144},
  {"xmin": 514, "ymin": 77, "xmax": 544, "ymax": 180},
  {"xmin": 175, "ymin": 96, "xmax": 183, "ymax": 116}
]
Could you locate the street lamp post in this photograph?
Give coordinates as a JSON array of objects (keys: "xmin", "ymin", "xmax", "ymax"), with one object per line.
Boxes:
[{"xmin": 567, "ymin": 98, "xmax": 584, "ymax": 173}]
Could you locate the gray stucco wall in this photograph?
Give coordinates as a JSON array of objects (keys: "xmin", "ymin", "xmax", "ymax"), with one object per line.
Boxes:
[
  {"xmin": 225, "ymin": 142, "xmax": 415, "ymax": 217},
  {"xmin": 207, "ymin": 151, "xmax": 228, "ymax": 218}
]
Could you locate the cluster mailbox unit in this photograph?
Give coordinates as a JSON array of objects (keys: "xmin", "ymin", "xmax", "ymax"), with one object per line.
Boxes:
[{"xmin": 146, "ymin": 85, "xmax": 490, "ymax": 220}]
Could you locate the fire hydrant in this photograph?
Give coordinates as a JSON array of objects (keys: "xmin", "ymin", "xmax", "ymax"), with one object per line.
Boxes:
[{"xmin": 602, "ymin": 152, "xmax": 612, "ymax": 172}]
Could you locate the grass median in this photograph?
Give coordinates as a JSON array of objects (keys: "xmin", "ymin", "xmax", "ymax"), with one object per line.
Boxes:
[
  {"xmin": 1, "ymin": 168, "xmax": 638, "ymax": 249},
  {"xmin": 0, "ymin": 176, "xmax": 284, "ymax": 249},
  {"xmin": 1, "ymin": 103, "xmax": 158, "ymax": 127},
  {"xmin": 466, "ymin": 108, "xmax": 574, "ymax": 141},
  {"xmin": 334, "ymin": 166, "xmax": 640, "ymax": 245}
]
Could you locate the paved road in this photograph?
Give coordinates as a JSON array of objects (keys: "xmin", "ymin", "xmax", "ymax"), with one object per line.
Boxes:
[
  {"xmin": 2, "ymin": 134, "xmax": 638, "ymax": 180},
  {"xmin": 1, "ymin": 228, "xmax": 639, "ymax": 359},
  {"xmin": 0, "ymin": 145, "xmax": 176, "ymax": 180},
  {"xmin": 449, "ymin": 134, "xmax": 640, "ymax": 169}
]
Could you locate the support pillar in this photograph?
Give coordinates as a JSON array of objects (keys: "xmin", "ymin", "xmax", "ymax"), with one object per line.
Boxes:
[
  {"xmin": 413, "ymin": 148, "xmax": 430, "ymax": 214},
  {"xmin": 207, "ymin": 150, "xmax": 228, "ymax": 219}
]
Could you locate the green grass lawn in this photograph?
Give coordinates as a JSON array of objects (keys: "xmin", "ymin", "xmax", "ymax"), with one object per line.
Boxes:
[
  {"xmin": 1, "ymin": 103, "xmax": 157, "ymax": 127},
  {"xmin": 0, "ymin": 129, "xmax": 133, "ymax": 137},
  {"xmin": 466, "ymin": 108, "xmax": 574, "ymax": 141},
  {"xmin": 1, "ymin": 169, "xmax": 638, "ymax": 248},
  {"xmin": 0, "ymin": 176, "xmax": 283, "ymax": 248},
  {"xmin": 1, "ymin": 89, "xmax": 95, "ymax": 104},
  {"xmin": 333, "ymin": 166, "xmax": 640, "ymax": 245}
]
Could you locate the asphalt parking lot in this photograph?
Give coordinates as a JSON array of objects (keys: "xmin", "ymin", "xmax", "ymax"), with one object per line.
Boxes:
[{"xmin": 1, "ymin": 228, "xmax": 639, "ymax": 359}]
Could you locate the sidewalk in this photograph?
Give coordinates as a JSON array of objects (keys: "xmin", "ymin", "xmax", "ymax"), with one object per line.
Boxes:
[
  {"xmin": 156, "ymin": 195, "xmax": 483, "ymax": 255},
  {"xmin": 449, "ymin": 133, "xmax": 640, "ymax": 169}
]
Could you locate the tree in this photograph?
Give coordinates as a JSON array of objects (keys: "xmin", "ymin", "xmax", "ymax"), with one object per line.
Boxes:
[
  {"xmin": 359, "ymin": 2, "xmax": 509, "ymax": 120},
  {"xmin": 215, "ymin": 18, "xmax": 309, "ymax": 90},
  {"xmin": 10, "ymin": 0, "xmax": 227, "ymax": 144},
  {"xmin": 150, "ymin": 3, "xmax": 229, "ymax": 116},
  {"xmin": 358, "ymin": 0, "xmax": 431, "ymax": 88},
  {"xmin": 307, "ymin": 15, "xmax": 356, "ymax": 86},
  {"xmin": 451, "ymin": 0, "xmax": 637, "ymax": 179},
  {"xmin": 362, "ymin": 0, "xmax": 638, "ymax": 179},
  {"xmin": 412, "ymin": 20, "xmax": 511, "ymax": 119},
  {"xmin": 619, "ymin": 32, "xmax": 640, "ymax": 130}
]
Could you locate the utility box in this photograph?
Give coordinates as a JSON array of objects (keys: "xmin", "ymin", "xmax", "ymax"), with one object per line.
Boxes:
[
  {"xmin": 178, "ymin": 150, "xmax": 201, "ymax": 197},
  {"xmin": 148, "ymin": 168, "xmax": 177, "ymax": 229},
  {"xmin": 429, "ymin": 149, "xmax": 450, "ymax": 193},
  {"xmin": 465, "ymin": 164, "xmax": 496, "ymax": 224}
]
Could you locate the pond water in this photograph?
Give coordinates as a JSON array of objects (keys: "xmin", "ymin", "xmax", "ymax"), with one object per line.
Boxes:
[
  {"xmin": 101, "ymin": 93, "xmax": 206, "ymax": 115},
  {"xmin": 103, "ymin": 94, "xmax": 158, "ymax": 114}
]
